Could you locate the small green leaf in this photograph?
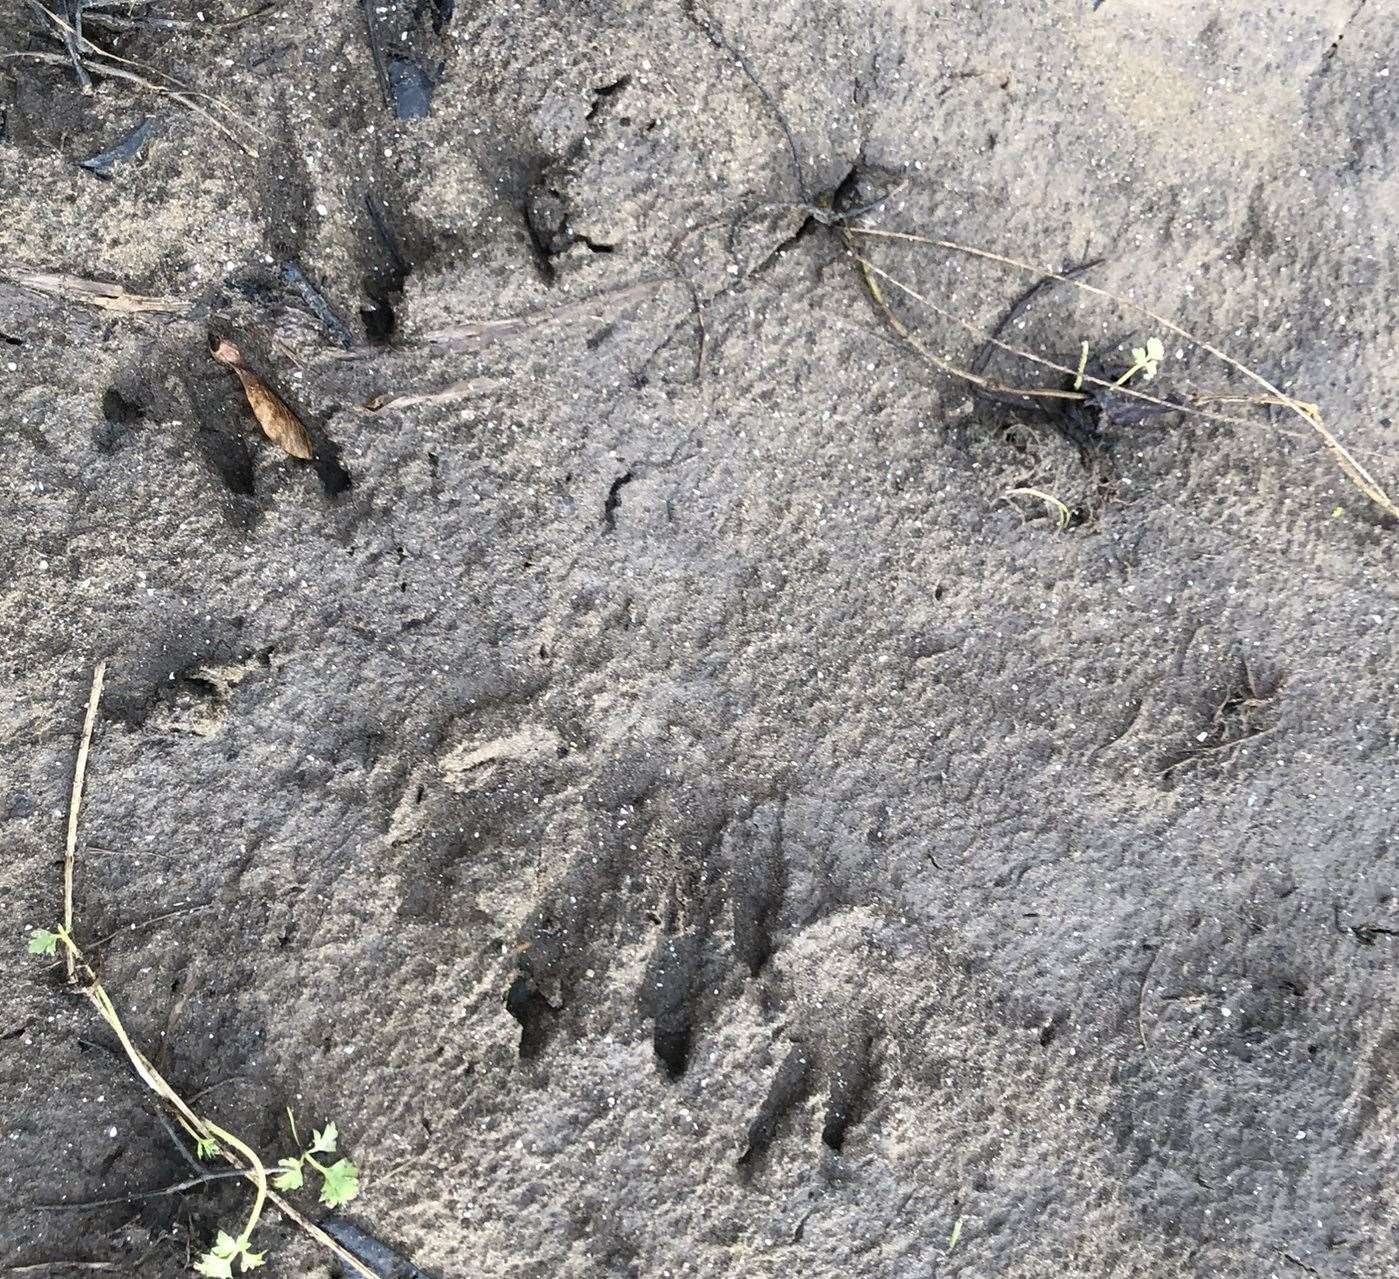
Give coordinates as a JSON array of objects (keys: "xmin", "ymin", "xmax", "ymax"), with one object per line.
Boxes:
[
  {"xmin": 27, "ymin": 928, "xmax": 59, "ymax": 956},
  {"xmin": 317, "ymin": 1157, "xmax": 360, "ymax": 1207},
  {"xmin": 271, "ymin": 1157, "xmax": 305, "ymax": 1191},
  {"xmin": 239, "ymin": 1249, "xmax": 266, "ymax": 1272},
  {"xmin": 1145, "ymin": 337, "xmax": 1165, "ymax": 363},
  {"xmin": 310, "ymin": 1122, "xmax": 338, "ymax": 1155},
  {"xmin": 948, "ymin": 1215, "xmax": 964, "ymax": 1250},
  {"xmin": 195, "ymin": 1233, "xmax": 241, "ymax": 1278},
  {"xmin": 1130, "ymin": 346, "xmax": 1147, "ymax": 366}
]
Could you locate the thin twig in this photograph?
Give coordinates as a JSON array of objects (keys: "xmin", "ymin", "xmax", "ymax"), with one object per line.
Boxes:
[
  {"xmin": 854, "ymin": 252, "xmax": 1277, "ymax": 428},
  {"xmin": 359, "ymin": 0, "xmax": 393, "ymax": 109},
  {"xmin": 40, "ymin": 691, "xmax": 380, "ymax": 1278},
  {"xmin": 846, "ymin": 224, "xmax": 1399, "ymax": 518},
  {"xmin": 1004, "ymin": 486, "xmax": 1072, "ymax": 529},
  {"xmin": 6, "ymin": 26, "xmax": 260, "ymax": 157},
  {"xmin": 1159, "ymin": 724, "xmax": 1279, "ymax": 777},
  {"xmin": 420, "ymin": 279, "xmax": 665, "ymax": 348},
  {"xmin": 1136, "ymin": 945, "xmax": 1160, "ymax": 1057},
  {"xmin": 6, "ymin": 50, "xmax": 254, "ymax": 156},
  {"xmin": 153, "ymin": 1106, "xmax": 206, "ymax": 1178},
  {"xmin": 63, "ymin": 661, "xmax": 106, "ymax": 982},
  {"xmin": 32, "ymin": 1169, "xmax": 249, "ymax": 1211},
  {"xmin": 0, "ymin": 268, "xmax": 189, "ymax": 315},
  {"xmin": 681, "ymin": 0, "xmax": 808, "ymax": 202},
  {"xmin": 59, "ymin": 936, "xmax": 379, "ymax": 1279},
  {"xmin": 80, "ymin": 1, "xmax": 282, "ymax": 33},
  {"xmin": 27, "ymin": 0, "xmax": 91, "ymax": 91},
  {"xmin": 3, "ymin": 1264, "xmax": 126, "ymax": 1275},
  {"xmin": 971, "ymin": 258, "xmax": 1103, "ymax": 376},
  {"xmin": 842, "ymin": 239, "xmax": 1083, "ymax": 403},
  {"xmin": 86, "ymin": 902, "xmax": 213, "ymax": 953}
]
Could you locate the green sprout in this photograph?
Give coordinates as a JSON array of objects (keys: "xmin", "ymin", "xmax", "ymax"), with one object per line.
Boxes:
[
  {"xmin": 194, "ymin": 1230, "xmax": 265, "ymax": 1277},
  {"xmin": 196, "ymin": 1135, "xmax": 220, "ymax": 1161},
  {"xmin": 1115, "ymin": 336, "xmax": 1165, "ymax": 386},
  {"xmin": 27, "ymin": 927, "xmax": 63, "ymax": 955},
  {"xmin": 271, "ymin": 1110, "xmax": 360, "ymax": 1208}
]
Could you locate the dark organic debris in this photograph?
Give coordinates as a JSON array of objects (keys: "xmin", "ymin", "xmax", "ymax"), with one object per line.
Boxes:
[
  {"xmin": 602, "ymin": 469, "xmax": 633, "ymax": 531},
  {"xmin": 78, "ymin": 115, "xmax": 152, "ymax": 178},
  {"xmin": 280, "ymin": 260, "xmax": 355, "ymax": 348},
  {"xmin": 1349, "ymin": 922, "xmax": 1399, "ymax": 946},
  {"xmin": 361, "ymin": 0, "xmax": 448, "ymax": 120},
  {"xmin": 320, "ymin": 1217, "xmax": 439, "ymax": 1279},
  {"xmin": 386, "ymin": 57, "xmax": 433, "ymax": 119}
]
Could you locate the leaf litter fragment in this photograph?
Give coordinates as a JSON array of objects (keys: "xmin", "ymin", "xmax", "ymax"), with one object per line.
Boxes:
[{"xmin": 209, "ymin": 337, "xmax": 314, "ymax": 459}]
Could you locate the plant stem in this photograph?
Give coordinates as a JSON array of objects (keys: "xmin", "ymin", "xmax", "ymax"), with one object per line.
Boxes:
[
  {"xmin": 203, "ymin": 1119, "xmax": 268, "ymax": 1241},
  {"xmin": 50, "ymin": 928, "xmax": 269, "ymax": 1251}
]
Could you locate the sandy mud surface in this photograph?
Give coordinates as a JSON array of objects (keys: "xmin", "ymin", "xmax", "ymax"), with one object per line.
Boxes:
[{"xmin": 3, "ymin": 1, "xmax": 1397, "ymax": 1275}]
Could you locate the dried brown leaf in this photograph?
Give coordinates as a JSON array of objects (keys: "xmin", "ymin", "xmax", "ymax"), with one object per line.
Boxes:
[
  {"xmin": 210, "ymin": 337, "xmax": 314, "ymax": 459},
  {"xmin": 4, "ymin": 270, "xmax": 189, "ymax": 314}
]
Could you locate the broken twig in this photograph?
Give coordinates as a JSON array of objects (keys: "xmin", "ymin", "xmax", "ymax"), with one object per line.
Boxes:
[
  {"xmin": 846, "ymin": 225, "xmax": 1399, "ymax": 520},
  {"xmin": 1, "ymin": 269, "xmax": 188, "ymax": 315},
  {"xmin": 63, "ymin": 662, "xmax": 106, "ymax": 982}
]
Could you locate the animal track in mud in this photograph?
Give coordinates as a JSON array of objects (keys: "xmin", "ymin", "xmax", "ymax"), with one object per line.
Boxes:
[
  {"xmin": 821, "ymin": 1023, "xmax": 876, "ymax": 1151},
  {"xmin": 732, "ymin": 804, "xmax": 785, "ymax": 977},
  {"xmin": 145, "ymin": 652, "xmax": 272, "ymax": 738},
  {"xmin": 494, "ymin": 792, "xmax": 881, "ymax": 1167},
  {"xmin": 96, "ymin": 386, "xmax": 144, "ymax": 454},
  {"xmin": 1156, "ymin": 655, "xmax": 1283, "ymax": 787},
  {"xmin": 739, "ymin": 1045, "xmax": 812, "ymax": 1171},
  {"xmin": 395, "ymin": 709, "xmax": 875, "ymax": 1162},
  {"xmin": 519, "ymin": 78, "xmax": 633, "ymax": 282},
  {"xmin": 196, "ymin": 426, "xmax": 258, "ymax": 498}
]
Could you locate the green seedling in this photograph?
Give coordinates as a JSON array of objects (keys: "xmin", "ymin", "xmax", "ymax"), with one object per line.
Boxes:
[
  {"xmin": 272, "ymin": 1110, "xmax": 360, "ymax": 1208},
  {"xmin": 194, "ymin": 1230, "xmax": 265, "ymax": 1277},
  {"xmin": 1114, "ymin": 336, "xmax": 1165, "ymax": 386},
  {"xmin": 27, "ymin": 926, "xmax": 62, "ymax": 955}
]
